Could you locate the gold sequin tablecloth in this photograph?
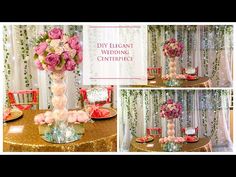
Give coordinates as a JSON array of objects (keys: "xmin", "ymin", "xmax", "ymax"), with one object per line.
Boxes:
[
  {"xmin": 132, "ymin": 76, "xmax": 211, "ymax": 88},
  {"xmin": 3, "ymin": 110, "xmax": 117, "ymax": 152},
  {"xmin": 130, "ymin": 136, "xmax": 212, "ymax": 152}
]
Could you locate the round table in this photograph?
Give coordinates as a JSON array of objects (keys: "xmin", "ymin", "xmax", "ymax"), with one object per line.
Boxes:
[
  {"xmin": 133, "ymin": 76, "xmax": 211, "ymax": 88},
  {"xmin": 3, "ymin": 110, "xmax": 117, "ymax": 152},
  {"xmin": 130, "ymin": 136, "xmax": 212, "ymax": 152}
]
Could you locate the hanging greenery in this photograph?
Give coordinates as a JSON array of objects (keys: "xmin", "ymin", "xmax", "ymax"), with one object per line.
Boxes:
[{"xmin": 3, "ymin": 26, "xmax": 11, "ymax": 107}]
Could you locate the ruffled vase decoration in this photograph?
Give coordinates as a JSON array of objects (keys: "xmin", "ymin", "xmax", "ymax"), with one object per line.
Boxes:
[
  {"xmin": 33, "ymin": 27, "xmax": 88, "ymax": 143},
  {"xmin": 159, "ymin": 99, "xmax": 185, "ymax": 152},
  {"xmin": 162, "ymin": 38, "xmax": 184, "ymax": 87}
]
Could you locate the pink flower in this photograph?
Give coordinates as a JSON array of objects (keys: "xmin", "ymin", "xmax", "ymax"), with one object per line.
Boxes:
[
  {"xmin": 65, "ymin": 59, "xmax": 76, "ymax": 71},
  {"xmin": 45, "ymin": 116, "xmax": 54, "ymax": 125},
  {"xmin": 77, "ymin": 51, "xmax": 83, "ymax": 64},
  {"xmin": 34, "ymin": 42, "xmax": 48, "ymax": 55},
  {"xmin": 48, "ymin": 27, "xmax": 63, "ymax": 39},
  {"xmin": 76, "ymin": 110, "xmax": 89, "ymax": 123},
  {"xmin": 61, "ymin": 51, "xmax": 70, "ymax": 60},
  {"xmin": 68, "ymin": 36, "xmax": 80, "ymax": 50},
  {"xmin": 34, "ymin": 59, "xmax": 44, "ymax": 70},
  {"xmin": 68, "ymin": 112, "xmax": 77, "ymax": 123},
  {"xmin": 174, "ymin": 139, "xmax": 179, "ymax": 143},
  {"xmin": 167, "ymin": 99, "xmax": 173, "ymax": 104},
  {"xmin": 34, "ymin": 113, "xmax": 45, "ymax": 125},
  {"xmin": 45, "ymin": 53, "xmax": 60, "ymax": 71},
  {"xmin": 159, "ymin": 138, "xmax": 164, "ymax": 144}
]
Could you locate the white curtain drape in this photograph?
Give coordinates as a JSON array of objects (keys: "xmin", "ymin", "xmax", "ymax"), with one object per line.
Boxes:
[
  {"xmin": 3, "ymin": 25, "xmax": 117, "ymax": 109},
  {"xmin": 119, "ymin": 89, "xmax": 233, "ymax": 152},
  {"xmin": 148, "ymin": 25, "xmax": 233, "ymax": 87}
]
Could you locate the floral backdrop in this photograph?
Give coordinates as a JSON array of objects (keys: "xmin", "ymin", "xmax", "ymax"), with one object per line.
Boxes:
[
  {"xmin": 3, "ymin": 25, "xmax": 117, "ymax": 109},
  {"xmin": 148, "ymin": 25, "xmax": 233, "ymax": 87},
  {"xmin": 119, "ymin": 89, "xmax": 233, "ymax": 152}
]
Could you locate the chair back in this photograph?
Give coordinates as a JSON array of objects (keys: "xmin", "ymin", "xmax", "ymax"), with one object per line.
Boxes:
[
  {"xmin": 8, "ymin": 89, "xmax": 39, "ymax": 110},
  {"xmin": 147, "ymin": 67, "xmax": 162, "ymax": 76},
  {"xmin": 146, "ymin": 128, "xmax": 162, "ymax": 137},
  {"xmin": 80, "ymin": 86, "xmax": 113, "ymax": 107}
]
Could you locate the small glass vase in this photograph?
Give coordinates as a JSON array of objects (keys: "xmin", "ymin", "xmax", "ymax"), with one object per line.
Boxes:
[
  {"xmin": 38, "ymin": 122, "xmax": 83, "ymax": 144},
  {"xmin": 163, "ymin": 79, "xmax": 181, "ymax": 87},
  {"xmin": 162, "ymin": 142, "xmax": 182, "ymax": 152}
]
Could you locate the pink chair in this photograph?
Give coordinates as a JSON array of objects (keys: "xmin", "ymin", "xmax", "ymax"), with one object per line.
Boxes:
[
  {"xmin": 80, "ymin": 86, "xmax": 113, "ymax": 107},
  {"xmin": 146, "ymin": 128, "xmax": 162, "ymax": 137},
  {"xmin": 8, "ymin": 89, "xmax": 39, "ymax": 110},
  {"xmin": 182, "ymin": 67, "xmax": 199, "ymax": 76},
  {"xmin": 147, "ymin": 67, "xmax": 162, "ymax": 76}
]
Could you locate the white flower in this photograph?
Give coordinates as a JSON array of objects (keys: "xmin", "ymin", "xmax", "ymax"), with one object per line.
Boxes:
[
  {"xmin": 38, "ymin": 55, "xmax": 45, "ymax": 62},
  {"xmin": 54, "ymin": 46, "xmax": 64, "ymax": 55},
  {"xmin": 46, "ymin": 39, "xmax": 51, "ymax": 43},
  {"xmin": 42, "ymin": 63, "xmax": 47, "ymax": 70},
  {"xmin": 69, "ymin": 49, "xmax": 77, "ymax": 58},
  {"xmin": 63, "ymin": 43, "xmax": 71, "ymax": 51},
  {"xmin": 62, "ymin": 35, "xmax": 69, "ymax": 43},
  {"xmin": 50, "ymin": 39, "xmax": 61, "ymax": 48}
]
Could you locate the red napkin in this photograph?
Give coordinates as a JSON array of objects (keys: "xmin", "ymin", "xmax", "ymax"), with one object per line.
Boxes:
[
  {"xmin": 185, "ymin": 136, "xmax": 197, "ymax": 142},
  {"xmin": 186, "ymin": 75, "xmax": 197, "ymax": 80},
  {"xmin": 91, "ymin": 108, "xmax": 110, "ymax": 118}
]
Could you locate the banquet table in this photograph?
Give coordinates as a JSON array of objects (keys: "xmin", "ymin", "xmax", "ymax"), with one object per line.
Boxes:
[
  {"xmin": 129, "ymin": 136, "xmax": 212, "ymax": 152},
  {"xmin": 132, "ymin": 76, "xmax": 211, "ymax": 88},
  {"xmin": 3, "ymin": 110, "xmax": 117, "ymax": 152}
]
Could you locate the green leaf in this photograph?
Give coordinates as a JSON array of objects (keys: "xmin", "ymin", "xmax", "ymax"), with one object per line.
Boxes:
[{"xmin": 33, "ymin": 53, "xmax": 38, "ymax": 60}]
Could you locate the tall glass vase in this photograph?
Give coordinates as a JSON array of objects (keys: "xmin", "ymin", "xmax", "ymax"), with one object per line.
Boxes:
[
  {"xmin": 164, "ymin": 57, "xmax": 180, "ymax": 87},
  {"xmin": 162, "ymin": 119, "xmax": 181, "ymax": 152},
  {"xmin": 40, "ymin": 71, "xmax": 81, "ymax": 143},
  {"xmin": 169, "ymin": 57, "xmax": 177, "ymax": 80},
  {"xmin": 167, "ymin": 119, "xmax": 175, "ymax": 141}
]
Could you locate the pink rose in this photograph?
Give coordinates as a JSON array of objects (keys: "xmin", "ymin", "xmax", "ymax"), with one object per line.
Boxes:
[
  {"xmin": 45, "ymin": 53, "xmax": 60, "ymax": 71},
  {"xmin": 77, "ymin": 50, "xmax": 83, "ymax": 64},
  {"xmin": 61, "ymin": 51, "xmax": 70, "ymax": 60},
  {"xmin": 45, "ymin": 116, "xmax": 54, "ymax": 125},
  {"xmin": 159, "ymin": 138, "xmax": 164, "ymax": 144},
  {"xmin": 68, "ymin": 113, "xmax": 77, "ymax": 123},
  {"xmin": 34, "ymin": 42, "xmax": 48, "ymax": 55},
  {"xmin": 68, "ymin": 36, "xmax": 80, "ymax": 50},
  {"xmin": 65, "ymin": 59, "xmax": 76, "ymax": 71},
  {"xmin": 34, "ymin": 59, "xmax": 44, "ymax": 70},
  {"xmin": 48, "ymin": 27, "xmax": 63, "ymax": 39},
  {"xmin": 76, "ymin": 110, "xmax": 89, "ymax": 123},
  {"xmin": 167, "ymin": 99, "xmax": 173, "ymax": 104},
  {"xmin": 163, "ymin": 137, "xmax": 168, "ymax": 143},
  {"xmin": 34, "ymin": 113, "xmax": 45, "ymax": 125}
]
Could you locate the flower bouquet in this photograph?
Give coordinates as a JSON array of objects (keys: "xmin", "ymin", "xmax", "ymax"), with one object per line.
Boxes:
[
  {"xmin": 159, "ymin": 99, "xmax": 185, "ymax": 151},
  {"xmin": 33, "ymin": 27, "xmax": 88, "ymax": 144},
  {"xmin": 34, "ymin": 27, "xmax": 82, "ymax": 72},
  {"xmin": 162, "ymin": 38, "xmax": 184, "ymax": 87}
]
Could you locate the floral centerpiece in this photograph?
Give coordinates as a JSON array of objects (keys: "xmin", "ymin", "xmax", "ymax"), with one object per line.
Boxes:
[
  {"xmin": 33, "ymin": 27, "xmax": 89, "ymax": 144},
  {"xmin": 159, "ymin": 99, "xmax": 185, "ymax": 151},
  {"xmin": 162, "ymin": 38, "xmax": 184, "ymax": 86},
  {"xmin": 34, "ymin": 27, "xmax": 82, "ymax": 71}
]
